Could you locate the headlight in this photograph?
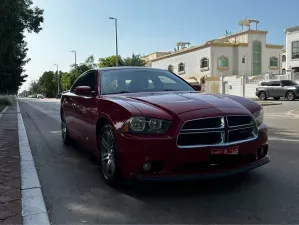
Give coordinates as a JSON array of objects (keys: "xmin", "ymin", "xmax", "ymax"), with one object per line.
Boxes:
[
  {"xmin": 122, "ymin": 116, "xmax": 172, "ymax": 134},
  {"xmin": 253, "ymin": 108, "xmax": 263, "ymax": 126}
]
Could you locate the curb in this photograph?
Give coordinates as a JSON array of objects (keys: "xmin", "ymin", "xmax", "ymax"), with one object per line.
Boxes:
[
  {"xmin": 259, "ymin": 102, "xmax": 283, "ymax": 106},
  {"xmin": 287, "ymin": 109, "xmax": 299, "ymax": 118},
  {"xmin": 17, "ymin": 102, "xmax": 50, "ymax": 225}
]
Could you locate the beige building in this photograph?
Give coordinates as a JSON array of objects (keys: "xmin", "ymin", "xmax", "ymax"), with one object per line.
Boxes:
[{"xmin": 145, "ymin": 19, "xmax": 285, "ymax": 83}]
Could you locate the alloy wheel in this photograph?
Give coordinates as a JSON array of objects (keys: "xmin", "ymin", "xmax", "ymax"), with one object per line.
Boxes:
[
  {"xmin": 61, "ymin": 121, "xmax": 67, "ymax": 141},
  {"xmin": 100, "ymin": 130, "xmax": 116, "ymax": 180}
]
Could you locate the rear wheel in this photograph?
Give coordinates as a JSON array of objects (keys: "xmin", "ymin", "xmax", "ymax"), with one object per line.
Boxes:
[
  {"xmin": 98, "ymin": 124, "xmax": 121, "ymax": 185},
  {"xmin": 286, "ymin": 91, "xmax": 295, "ymax": 101},
  {"xmin": 258, "ymin": 91, "xmax": 267, "ymax": 101},
  {"xmin": 61, "ymin": 115, "xmax": 73, "ymax": 145}
]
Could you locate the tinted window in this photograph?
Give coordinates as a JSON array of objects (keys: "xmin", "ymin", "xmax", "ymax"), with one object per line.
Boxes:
[
  {"xmin": 269, "ymin": 81, "xmax": 280, "ymax": 86},
  {"xmin": 81, "ymin": 71, "xmax": 96, "ymax": 91},
  {"xmin": 70, "ymin": 75, "xmax": 86, "ymax": 92},
  {"xmin": 281, "ymin": 80, "xmax": 298, "ymax": 86},
  {"xmin": 100, "ymin": 69, "xmax": 194, "ymax": 95}
]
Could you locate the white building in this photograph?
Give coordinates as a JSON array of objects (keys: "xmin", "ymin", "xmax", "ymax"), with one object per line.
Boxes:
[
  {"xmin": 285, "ymin": 26, "xmax": 299, "ymax": 75},
  {"xmin": 281, "ymin": 50, "xmax": 286, "ymax": 74},
  {"xmin": 146, "ymin": 19, "xmax": 284, "ymax": 81}
]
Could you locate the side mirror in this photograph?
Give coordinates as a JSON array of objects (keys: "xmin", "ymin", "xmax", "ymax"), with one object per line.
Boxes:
[
  {"xmin": 192, "ymin": 84, "xmax": 202, "ymax": 91},
  {"xmin": 75, "ymin": 86, "xmax": 92, "ymax": 96}
]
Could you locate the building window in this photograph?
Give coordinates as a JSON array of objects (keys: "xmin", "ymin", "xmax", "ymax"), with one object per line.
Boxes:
[
  {"xmin": 292, "ymin": 41, "xmax": 299, "ymax": 59},
  {"xmin": 218, "ymin": 56, "xmax": 228, "ymax": 67},
  {"xmin": 168, "ymin": 65, "xmax": 173, "ymax": 72},
  {"xmin": 178, "ymin": 62, "xmax": 185, "ymax": 73},
  {"xmin": 282, "ymin": 55, "xmax": 286, "ymax": 62},
  {"xmin": 242, "ymin": 56, "xmax": 245, "ymax": 63},
  {"xmin": 200, "ymin": 57, "xmax": 208, "ymax": 68},
  {"xmin": 270, "ymin": 57, "xmax": 278, "ymax": 67},
  {"xmin": 252, "ymin": 41, "xmax": 262, "ymax": 76},
  {"xmin": 282, "ymin": 69, "xmax": 286, "ymax": 74}
]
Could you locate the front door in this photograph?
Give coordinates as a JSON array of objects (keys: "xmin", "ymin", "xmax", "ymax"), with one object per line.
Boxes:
[{"xmin": 74, "ymin": 70, "xmax": 98, "ymax": 151}]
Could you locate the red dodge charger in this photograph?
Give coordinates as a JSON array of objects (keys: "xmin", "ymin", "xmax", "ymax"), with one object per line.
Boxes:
[{"xmin": 60, "ymin": 67, "xmax": 269, "ymax": 185}]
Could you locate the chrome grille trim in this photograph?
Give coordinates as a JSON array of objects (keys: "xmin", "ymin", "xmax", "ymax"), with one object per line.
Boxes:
[{"xmin": 177, "ymin": 115, "xmax": 258, "ymax": 148}]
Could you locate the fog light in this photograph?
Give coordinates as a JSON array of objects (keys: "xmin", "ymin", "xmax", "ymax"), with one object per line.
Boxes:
[{"xmin": 143, "ymin": 162, "xmax": 152, "ymax": 171}]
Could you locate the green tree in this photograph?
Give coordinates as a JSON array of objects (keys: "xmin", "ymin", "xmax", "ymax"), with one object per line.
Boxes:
[
  {"xmin": 98, "ymin": 55, "xmax": 124, "ymax": 68},
  {"xmin": 123, "ymin": 54, "xmax": 146, "ymax": 66},
  {"xmin": 0, "ymin": 0, "xmax": 44, "ymax": 94},
  {"xmin": 38, "ymin": 71, "xmax": 57, "ymax": 98}
]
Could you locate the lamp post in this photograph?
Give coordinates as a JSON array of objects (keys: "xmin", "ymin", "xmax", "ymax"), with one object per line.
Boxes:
[
  {"xmin": 71, "ymin": 50, "xmax": 77, "ymax": 70},
  {"xmin": 54, "ymin": 64, "xmax": 59, "ymax": 96},
  {"xmin": 109, "ymin": 17, "xmax": 119, "ymax": 67}
]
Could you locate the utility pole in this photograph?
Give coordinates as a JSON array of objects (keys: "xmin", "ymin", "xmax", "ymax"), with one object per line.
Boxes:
[
  {"xmin": 54, "ymin": 64, "xmax": 59, "ymax": 97},
  {"xmin": 109, "ymin": 17, "xmax": 119, "ymax": 67},
  {"xmin": 71, "ymin": 50, "xmax": 77, "ymax": 70}
]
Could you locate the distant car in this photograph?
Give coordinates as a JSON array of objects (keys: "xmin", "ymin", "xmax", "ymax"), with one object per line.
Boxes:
[
  {"xmin": 37, "ymin": 94, "xmax": 44, "ymax": 99},
  {"xmin": 256, "ymin": 80, "xmax": 299, "ymax": 101},
  {"xmin": 60, "ymin": 67, "xmax": 269, "ymax": 185}
]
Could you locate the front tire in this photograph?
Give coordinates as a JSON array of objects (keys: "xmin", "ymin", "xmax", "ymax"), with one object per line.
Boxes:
[
  {"xmin": 258, "ymin": 91, "xmax": 267, "ymax": 101},
  {"xmin": 286, "ymin": 91, "xmax": 295, "ymax": 101},
  {"xmin": 98, "ymin": 124, "xmax": 121, "ymax": 185},
  {"xmin": 61, "ymin": 116, "xmax": 73, "ymax": 145}
]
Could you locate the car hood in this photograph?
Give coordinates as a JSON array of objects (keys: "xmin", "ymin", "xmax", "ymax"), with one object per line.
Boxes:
[{"xmin": 105, "ymin": 92, "xmax": 260, "ymax": 115}]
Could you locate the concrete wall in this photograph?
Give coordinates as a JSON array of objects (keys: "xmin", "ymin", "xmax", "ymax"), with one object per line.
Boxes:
[
  {"xmin": 151, "ymin": 47, "xmax": 212, "ymax": 80},
  {"xmin": 286, "ymin": 29, "xmax": 299, "ymax": 69}
]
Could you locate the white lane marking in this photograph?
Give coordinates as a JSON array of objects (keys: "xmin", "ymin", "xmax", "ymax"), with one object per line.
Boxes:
[
  {"xmin": 268, "ymin": 137, "xmax": 299, "ymax": 142},
  {"xmin": 17, "ymin": 102, "xmax": 50, "ymax": 225}
]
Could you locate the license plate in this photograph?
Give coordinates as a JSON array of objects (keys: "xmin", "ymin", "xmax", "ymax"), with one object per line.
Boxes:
[{"xmin": 211, "ymin": 146, "xmax": 239, "ymax": 155}]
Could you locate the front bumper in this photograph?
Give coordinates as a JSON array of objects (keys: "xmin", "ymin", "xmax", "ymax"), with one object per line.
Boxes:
[
  {"xmin": 116, "ymin": 123, "xmax": 269, "ymax": 180},
  {"xmin": 136, "ymin": 155, "xmax": 270, "ymax": 182}
]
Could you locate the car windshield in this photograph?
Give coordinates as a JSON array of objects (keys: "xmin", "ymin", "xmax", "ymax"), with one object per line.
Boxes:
[
  {"xmin": 100, "ymin": 69, "xmax": 195, "ymax": 95},
  {"xmin": 281, "ymin": 80, "xmax": 298, "ymax": 86}
]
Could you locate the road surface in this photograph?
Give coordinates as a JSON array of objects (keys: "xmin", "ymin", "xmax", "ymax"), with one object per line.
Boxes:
[{"xmin": 19, "ymin": 98, "xmax": 299, "ymax": 224}]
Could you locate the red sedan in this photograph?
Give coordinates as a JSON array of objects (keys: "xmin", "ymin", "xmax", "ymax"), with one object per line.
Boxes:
[{"xmin": 60, "ymin": 67, "xmax": 269, "ymax": 185}]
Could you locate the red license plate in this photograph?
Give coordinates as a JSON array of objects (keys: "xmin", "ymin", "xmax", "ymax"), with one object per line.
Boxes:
[{"xmin": 211, "ymin": 146, "xmax": 239, "ymax": 155}]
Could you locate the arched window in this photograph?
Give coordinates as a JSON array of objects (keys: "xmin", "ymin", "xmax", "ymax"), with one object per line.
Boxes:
[
  {"xmin": 218, "ymin": 56, "xmax": 228, "ymax": 67},
  {"xmin": 252, "ymin": 41, "xmax": 261, "ymax": 75},
  {"xmin": 168, "ymin": 65, "xmax": 173, "ymax": 72},
  {"xmin": 270, "ymin": 57, "xmax": 278, "ymax": 67},
  {"xmin": 178, "ymin": 62, "xmax": 185, "ymax": 72},
  {"xmin": 200, "ymin": 57, "xmax": 209, "ymax": 68},
  {"xmin": 282, "ymin": 55, "xmax": 286, "ymax": 62},
  {"xmin": 282, "ymin": 69, "xmax": 286, "ymax": 74}
]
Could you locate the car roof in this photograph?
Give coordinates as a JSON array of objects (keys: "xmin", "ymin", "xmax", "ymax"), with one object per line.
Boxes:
[{"xmin": 96, "ymin": 66, "xmax": 168, "ymax": 72}]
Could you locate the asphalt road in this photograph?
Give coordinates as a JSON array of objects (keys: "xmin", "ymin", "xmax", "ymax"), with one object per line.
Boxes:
[{"xmin": 19, "ymin": 98, "xmax": 299, "ymax": 224}]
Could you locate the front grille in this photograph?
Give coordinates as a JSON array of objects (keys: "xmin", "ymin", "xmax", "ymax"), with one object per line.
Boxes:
[
  {"xmin": 173, "ymin": 154, "xmax": 256, "ymax": 173},
  {"xmin": 177, "ymin": 132, "xmax": 224, "ymax": 146},
  {"xmin": 182, "ymin": 117, "xmax": 224, "ymax": 130},
  {"xmin": 177, "ymin": 115, "xmax": 258, "ymax": 148}
]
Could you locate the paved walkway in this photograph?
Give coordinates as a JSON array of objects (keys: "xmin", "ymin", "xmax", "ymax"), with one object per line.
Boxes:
[{"xmin": 0, "ymin": 105, "xmax": 22, "ymax": 224}]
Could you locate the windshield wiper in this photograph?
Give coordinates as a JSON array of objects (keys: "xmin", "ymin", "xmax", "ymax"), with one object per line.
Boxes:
[
  {"xmin": 112, "ymin": 91, "xmax": 131, "ymax": 94},
  {"xmin": 163, "ymin": 89, "xmax": 178, "ymax": 91}
]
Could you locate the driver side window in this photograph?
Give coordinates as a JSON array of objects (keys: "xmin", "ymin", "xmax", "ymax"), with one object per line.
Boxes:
[{"xmin": 70, "ymin": 75, "xmax": 85, "ymax": 92}]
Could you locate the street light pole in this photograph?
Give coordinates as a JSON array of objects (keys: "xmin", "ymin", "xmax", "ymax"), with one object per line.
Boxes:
[
  {"xmin": 109, "ymin": 17, "xmax": 119, "ymax": 67},
  {"xmin": 71, "ymin": 50, "xmax": 77, "ymax": 70},
  {"xmin": 54, "ymin": 64, "xmax": 59, "ymax": 96}
]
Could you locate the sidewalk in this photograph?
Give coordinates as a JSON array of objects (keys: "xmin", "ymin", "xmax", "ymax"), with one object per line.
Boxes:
[{"xmin": 0, "ymin": 104, "xmax": 22, "ymax": 224}]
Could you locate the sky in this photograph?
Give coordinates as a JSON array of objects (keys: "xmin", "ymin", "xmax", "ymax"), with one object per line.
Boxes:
[{"xmin": 21, "ymin": 0, "xmax": 299, "ymax": 91}]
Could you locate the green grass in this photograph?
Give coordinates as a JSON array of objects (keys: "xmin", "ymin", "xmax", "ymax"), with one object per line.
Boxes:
[{"xmin": 0, "ymin": 95, "xmax": 16, "ymax": 107}]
